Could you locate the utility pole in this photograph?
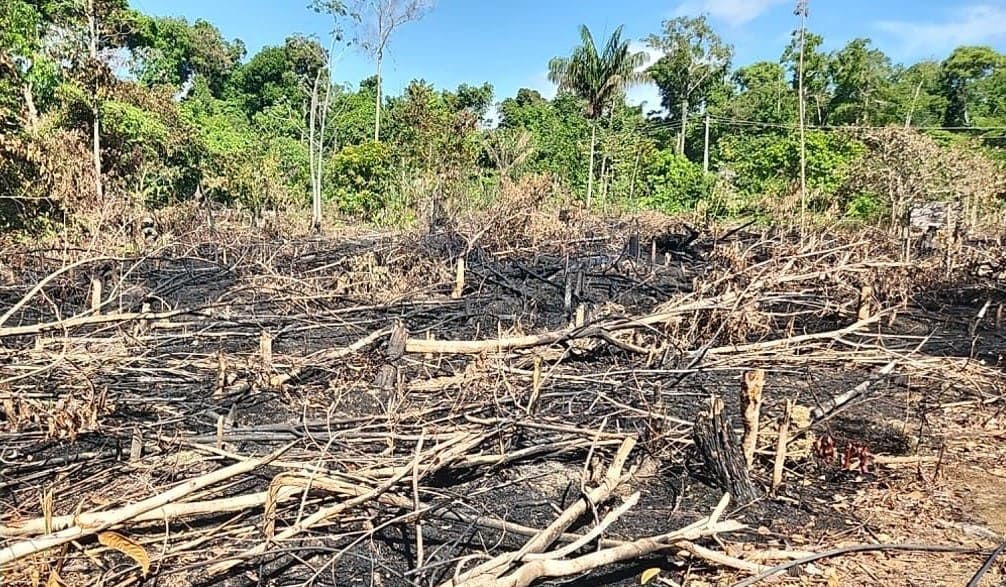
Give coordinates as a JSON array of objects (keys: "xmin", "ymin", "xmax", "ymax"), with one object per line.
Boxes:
[
  {"xmin": 795, "ymin": 0, "xmax": 809, "ymax": 235},
  {"xmin": 703, "ymin": 112, "xmax": 711, "ymax": 173}
]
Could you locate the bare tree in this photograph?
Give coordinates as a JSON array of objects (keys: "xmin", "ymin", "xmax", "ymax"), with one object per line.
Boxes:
[
  {"xmin": 348, "ymin": 0, "xmax": 433, "ymax": 142},
  {"xmin": 308, "ymin": 1, "xmax": 350, "ymax": 232},
  {"xmin": 86, "ymin": 0, "xmax": 103, "ymax": 202},
  {"xmin": 307, "ymin": 54, "xmax": 334, "ymax": 232},
  {"xmin": 795, "ymin": 0, "xmax": 809, "ymax": 234}
]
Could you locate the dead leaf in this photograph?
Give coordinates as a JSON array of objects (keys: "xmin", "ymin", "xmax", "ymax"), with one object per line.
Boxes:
[
  {"xmin": 45, "ymin": 569, "xmax": 65, "ymax": 587},
  {"xmin": 98, "ymin": 531, "xmax": 150, "ymax": 576},
  {"xmin": 640, "ymin": 567, "xmax": 661, "ymax": 584}
]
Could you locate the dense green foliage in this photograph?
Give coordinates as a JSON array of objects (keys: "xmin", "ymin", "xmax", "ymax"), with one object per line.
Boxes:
[{"xmin": 1, "ymin": 2, "xmax": 1005, "ymax": 233}]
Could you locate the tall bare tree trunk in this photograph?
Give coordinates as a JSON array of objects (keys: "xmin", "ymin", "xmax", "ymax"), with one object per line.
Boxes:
[
  {"xmin": 586, "ymin": 122, "xmax": 596, "ymax": 208},
  {"xmin": 309, "ymin": 49, "xmax": 335, "ymax": 232},
  {"xmin": 796, "ymin": 0, "xmax": 809, "ymax": 235},
  {"xmin": 87, "ymin": 0, "xmax": 103, "ymax": 202},
  {"xmin": 374, "ymin": 49, "xmax": 383, "ymax": 142},
  {"xmin": 309, "ymin": 71, "xmax": 322, "ymax": 231}
]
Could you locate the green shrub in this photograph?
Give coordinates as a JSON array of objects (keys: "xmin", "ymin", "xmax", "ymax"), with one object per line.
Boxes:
[
  {"xmin": 718, "ymin": 130, "xmax": 865, "ymax": 200},
  {"xmin": 844, "ymin": 192, "xmax": 885, "ymax": 221},
  {"xmin": 639, "ymin": 149, "xmax": 713, "ymax": 213},
  {"xmin": 325, "ymin": 141, "xmax": 394, "ymax": 217}
]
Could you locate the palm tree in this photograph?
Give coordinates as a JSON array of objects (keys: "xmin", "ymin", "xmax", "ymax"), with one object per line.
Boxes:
[{"xmin": 549, "ymin": 25, "xmax": 647, "ymax": 208}]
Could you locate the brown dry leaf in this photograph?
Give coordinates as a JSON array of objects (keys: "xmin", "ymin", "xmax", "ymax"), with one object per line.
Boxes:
[
  {"xmin": 640, "ymin": 567, "xmax": 661, "ymax": 584},
  {"xmin": 98, "ymin": 531, "xmax": 150, "ymax": 576},
  {"xmin": 45, "ymin": 569, "xmax": 66, "ymax": 587}
]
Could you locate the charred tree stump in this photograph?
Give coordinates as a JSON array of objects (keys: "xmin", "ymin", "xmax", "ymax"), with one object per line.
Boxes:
[
  {"xmin": 692, "ymin": 396, "xmax": 759, "ymax": 504},
  {"xmin": 374, "ymin": 321, "xmax": 408, "ymax": 389}
]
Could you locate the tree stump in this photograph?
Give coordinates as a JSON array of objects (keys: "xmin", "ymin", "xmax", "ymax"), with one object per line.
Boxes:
[
  {"xmin": 374, "ymin": 321, "xmax": 408, "ymax": 389},
  {"xmin": 692, "ymin": 396, "xmax": 759, "ymax": 504}
]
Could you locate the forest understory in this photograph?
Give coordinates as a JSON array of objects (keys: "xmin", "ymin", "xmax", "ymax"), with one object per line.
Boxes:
[{"xmin": 2, "ymin": 208, "xmax": 1006, "ymax": 587}]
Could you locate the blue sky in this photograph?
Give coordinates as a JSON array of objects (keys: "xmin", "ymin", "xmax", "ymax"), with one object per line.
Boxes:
[{"xmin": 132, "ymin": 0, "xmax": 1006, "ymax": 112}]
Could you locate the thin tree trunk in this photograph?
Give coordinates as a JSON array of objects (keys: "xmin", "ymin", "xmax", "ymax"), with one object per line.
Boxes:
[
  {"xmin": 905, "ymin": 79, "xmax": 923, "ymax": 128},
  {"xmin": 586, "ymin": 122, "xmax": 596, "ymax": 208},
  {"xmin": 796, "ymin": 5, "xmax": 808, "ymax": 234},
  {"xmin": 374, "ymin": 49, "xmax": 383, "ymax": 142},
  {"xmin": 87, "ymin": 0, "xmax": 102, "ymax": 202},
  {"xmin": 678, "ymin": 98, "xmax": 689, "ymax": 156},
  {"xmin": 21, "ymin": 83, "xmax": 38, "ymax": 133},
  {"xmin": 309, "ymin": 69, "xmax": 323, "ymax": 231}
]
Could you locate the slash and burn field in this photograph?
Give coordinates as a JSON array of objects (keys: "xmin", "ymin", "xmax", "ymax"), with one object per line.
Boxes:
[{"xmin": 2, "ymin": 210, "xmax": 1005, "ymax": 586}]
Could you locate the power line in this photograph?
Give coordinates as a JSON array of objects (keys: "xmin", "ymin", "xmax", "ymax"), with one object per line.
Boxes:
[{"xmin": 635, "ymin": 113, "xmax": 1006, "ymax": 134}]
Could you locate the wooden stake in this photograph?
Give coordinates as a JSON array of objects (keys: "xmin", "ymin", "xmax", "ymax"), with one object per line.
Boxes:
[
  {"xmin": 528, "ymin": 356, "xmax": 542, "ymax": 415},
  {"xmin": 89, "ymin": 276, "xmax": 102, "ymax": 314},
  {"xmin": 214, "ymin": 351, "xmax": 226, "ymax": 398},
  {"xmin": 857, "ymin": 285, "xmax": 873, "ymax": 321},
  {"xmin": 259, "ymin": 330, "xmax": 273, "ymax": 374},
  {"xmin": 129, "ymin": 426, "xmax": 143, "ymax": 462},
  {"xmin": 216, "ymin": 415, "xmax": 225, "ymax": 449},
  {"xmin": 451, "ymin": 257, "xmax": 465, "ymax": 299},
  {"xmin": 772, "ymin": 400, "xmax": 793, "ymax": 490},
  {"xmin": 739, "ymin": 369, "xmax": 765, "ymax": 469}
]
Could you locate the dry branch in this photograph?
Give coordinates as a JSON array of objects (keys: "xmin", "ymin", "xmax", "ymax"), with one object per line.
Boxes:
[
  {"xmin": 0, "ymin": 444, "xmax": 291, "ymax": 566},
  {"xmin": 441, "ymin": 437, "xmax": 637, "ymax": 587}
]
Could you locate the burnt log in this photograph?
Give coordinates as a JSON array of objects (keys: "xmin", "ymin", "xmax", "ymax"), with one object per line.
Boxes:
[{"xmin": 692, "ymin": 396, "xmax": 760, "ymax": 504}]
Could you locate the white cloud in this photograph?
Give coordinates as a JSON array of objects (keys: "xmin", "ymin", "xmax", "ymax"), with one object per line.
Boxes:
[
  {"xmin": 875, "ymin": 4, "xmax": 1006, "ymax": 58},
  {"xmin": 626, "ymin": 41, "xmax": 665, "ymax": 113},
  {"xmin": 532, "ymin": 70, "xmax": 558, "ymax": 100},
  {"xmin": 674, "ymin": 0, "xmax": 789, "ymax": 27}
]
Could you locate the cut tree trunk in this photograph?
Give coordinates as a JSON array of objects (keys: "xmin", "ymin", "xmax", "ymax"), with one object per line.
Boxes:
[
  {"xmin": 739, "ymin": 369, "xmax": 765, "ymax": 468},
  {"xmin": 692, "ymin": 396, "xmax": 759, "ymax": 504}
]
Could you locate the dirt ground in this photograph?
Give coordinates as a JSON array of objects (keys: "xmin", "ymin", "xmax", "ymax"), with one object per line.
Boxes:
[{"xmin": 2, "ymin": 213, "xmax": 1006, "ymax": 586}]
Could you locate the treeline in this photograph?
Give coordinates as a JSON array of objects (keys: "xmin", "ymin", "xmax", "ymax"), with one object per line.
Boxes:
[{"xmin": 1, "ymin": 0, "xmax": 1005, "ymax": 234}]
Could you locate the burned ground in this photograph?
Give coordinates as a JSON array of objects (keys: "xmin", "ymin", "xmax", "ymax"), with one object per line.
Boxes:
[{"xmin": 2, "ymin": 215, "xmax": 1006, "ymax": 586}]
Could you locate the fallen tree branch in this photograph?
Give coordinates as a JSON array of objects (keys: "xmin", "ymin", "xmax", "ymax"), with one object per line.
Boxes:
[
  {"xmin": 441, "ymin": 437, "xmax": 637, "ymax": 587},
  {"xmin": 0, "ymin": 443, "xmax": 292, "ymax": 566}
]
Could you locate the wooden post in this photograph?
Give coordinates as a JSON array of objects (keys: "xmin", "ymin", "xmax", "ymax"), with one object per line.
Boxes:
[
  {"xmin": 260, "ymin": 330, "xmax": 273, "ymax": 372},
  {"xmin": 451, "ymin": 257, "xmax": 466, "ymax": 299},
  {"xmin": 129, "ymin": 426, "xmax": 143, "ymax": 462},
  {"xmin": 858, "ymin": 285, "xmax": 873, "ymax": 322},
  {"xmin": 692, "ymin": 396, "xmax": 759, "ymax": 504},
  {"xmin": 739, "ymin": 369, "xmax": 765, "ymax": 468},
  {"xmin": 89, "ymin": 276, "xmax": 102, "ymax": 314}
]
